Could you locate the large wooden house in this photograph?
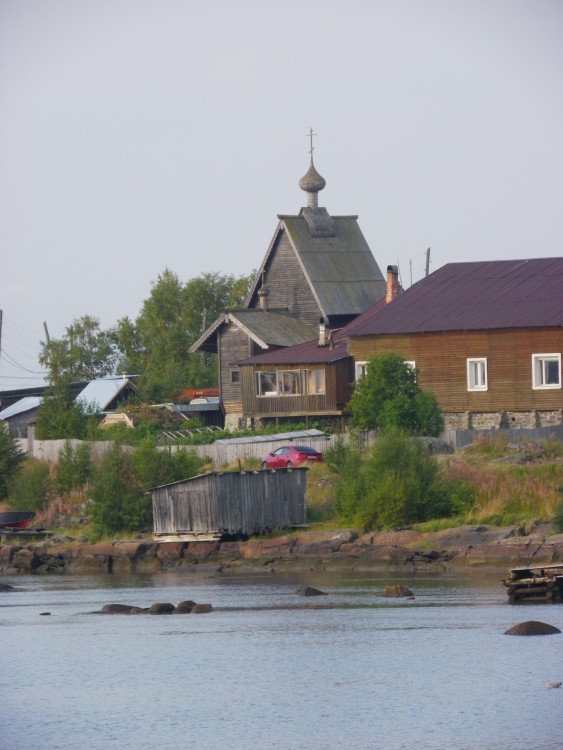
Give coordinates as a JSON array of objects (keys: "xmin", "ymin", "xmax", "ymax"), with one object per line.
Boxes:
[
  {"xmin": 345, "ymin": 258, "xmax": 563, "ymax": 429},
  {"xmin": 190, "ymin": 152, "xmax": 387, "ymax": 429}
]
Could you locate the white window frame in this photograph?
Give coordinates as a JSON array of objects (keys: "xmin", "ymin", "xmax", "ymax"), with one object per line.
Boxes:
[
  {"xmin": 532, "ymin": 353, "xmax": 561, "ymax": 389},
  {"xmin": 467, "ymin": 358, "xmax": 488, "ymax": 392},
  {"xmin": 355, "ymin": 361, "xmax": 368, "ymax": 380},
  {"xmin": 278, "ymin": 369, "xmax": 302, "ymax": 396}
]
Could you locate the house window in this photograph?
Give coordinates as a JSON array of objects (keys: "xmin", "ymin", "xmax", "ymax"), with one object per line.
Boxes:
[
  {"xmin": 304, "ymin": 369, "xmax": 326, "ymax": 395},
  {"xmin": 532, "ymin": 354, "xmax": 561, "ymax": 389},
  {"xmin": 355, "ymin": 361, "xmax": 368, "ymax": 380},
  {"xmin": 467, "ymin": 358, "xmax": 488, "ymax": 391},
  {"xmin": 257, "ymin": 371, "xmax": 277, "ymax": 397},
  {"xmin": 278, "ymin": 370, "xmax": 301, "ymax": 395},
  {"xmin": 230, "ymin": 370, "xmax": 240, "ymax": 383}
]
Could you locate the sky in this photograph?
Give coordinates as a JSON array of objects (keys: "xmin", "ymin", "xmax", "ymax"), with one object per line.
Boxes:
[{"xmin": 1, "ymin": 0, "xmax": 562, "ymax": 389}]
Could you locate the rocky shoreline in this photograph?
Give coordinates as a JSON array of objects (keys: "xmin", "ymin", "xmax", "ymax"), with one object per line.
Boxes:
[{"xmin": 1, "ymin": 523, "xmax": 563, "ymax": 577}]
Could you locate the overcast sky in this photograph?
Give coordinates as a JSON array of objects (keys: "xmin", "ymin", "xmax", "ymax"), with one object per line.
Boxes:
[{"xmin": 1, "ymin": 0, "xmax": 562, "ymax": 389}]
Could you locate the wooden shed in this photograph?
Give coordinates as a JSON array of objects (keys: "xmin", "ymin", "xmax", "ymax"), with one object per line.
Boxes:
[{"xmin": 150, "ymin": 468, "xmax": 307, "ymax": 542}]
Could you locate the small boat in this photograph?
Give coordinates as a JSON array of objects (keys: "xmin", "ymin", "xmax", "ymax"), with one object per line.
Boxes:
[{"xmin": 0, "ymin": 511, "xmax": 36, "ymax": 530}]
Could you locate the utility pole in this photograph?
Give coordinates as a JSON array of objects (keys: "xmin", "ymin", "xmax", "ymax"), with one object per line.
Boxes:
[
  {"xmin": 425, "ymin": 247, "xmax": 431, "ymax": 277},
  {"xmin": 43, "ymin": 321, "xmax": 51, "ymax": 344}
]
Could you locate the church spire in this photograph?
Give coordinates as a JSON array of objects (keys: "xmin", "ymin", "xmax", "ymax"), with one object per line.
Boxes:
[{"xmin": 299, "ymin": 127, "xmax": 326, "ymax": 210}]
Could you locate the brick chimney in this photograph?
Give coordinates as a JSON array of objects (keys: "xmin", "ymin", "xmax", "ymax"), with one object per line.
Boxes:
[{"xmin": 386, "ymin": 265, "xmax": 400, "ymax": 303}]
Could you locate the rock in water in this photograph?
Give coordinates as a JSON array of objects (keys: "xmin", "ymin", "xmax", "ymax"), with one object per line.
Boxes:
[
  {"xmin": 174, "ymin": 600, "xmax": 196, "ymax": 614},
  {"xmin": 383, "ymin": 584, "xmax": 415, "ymax": 598},
  {"xmin": 296, "ymin": 585, "xmax": 327, "ymax": 597},
  {"xmin": 101, "ymin": 603, "xmax": 138, "ymax": 614},
  {"xmin": 148, "ymin": 602, "xmax": 175, "ymax": 615},
  {"xmin": 504, "ymin": 621, "xmax": 561, "ymax": 636},
  {"xmin": 191, "ymin": 603, "xmax": 213, "ymax": 614}
]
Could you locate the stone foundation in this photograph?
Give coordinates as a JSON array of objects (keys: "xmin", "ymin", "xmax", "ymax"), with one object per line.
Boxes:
[{"xmin": 444, "ymin": 410, "xmax": 563, "ymax": 431}]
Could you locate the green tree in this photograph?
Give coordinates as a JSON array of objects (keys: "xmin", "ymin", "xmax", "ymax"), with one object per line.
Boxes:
[
  {"xmin": 40, "ymin": 315, "xmax": 117, "ymax": 385},
  {"xmin": 348, "ymin": 352, "xmax": 444, "ymax": 436},
  {"xmin": 0, "ymin": 427, "xmax": 25, "ymax": 500},
  {"xmin": 35, "ymin": 381, "xmax": 94, "ymax": 439},
  {"xmin": 113, "ymin": 268, "xmax": 254, "ymax": 402}
]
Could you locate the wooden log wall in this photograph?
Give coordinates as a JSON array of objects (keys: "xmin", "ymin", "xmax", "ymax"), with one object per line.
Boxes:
[
  {"xmin": 253, "ymin": 230, "xmax": 321, "ymax": 328},
  {"xmin": 349, "ymin": 328, "xmax": 563, "ymax": 413}
]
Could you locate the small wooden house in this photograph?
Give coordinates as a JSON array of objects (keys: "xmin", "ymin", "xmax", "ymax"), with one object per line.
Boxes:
[
  {"xmin": 237, "ymin": 337, "xmax": 353, "ymax": 429},
  {"xmin": 150, "ymin": 468, "xmax": 307, "ymax": 541}
]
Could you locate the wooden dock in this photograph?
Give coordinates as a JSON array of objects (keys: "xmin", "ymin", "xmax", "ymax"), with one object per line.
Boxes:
[{"xmin": 503, "ymin": 563, "xmax": 563, "ymax": 603}]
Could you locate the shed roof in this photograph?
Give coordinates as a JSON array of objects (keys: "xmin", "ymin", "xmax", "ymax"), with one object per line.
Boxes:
[
  {"xmin": 344, "ymin": 258, "xmax": 563, "ymax": 336},
  {"xmin": 246, "ymin": 213, "xmax": 387, "ymax": 318},
  {"xmin": 189, "ymin": 309, "xmax": 316, "ymax": 354},
  {"xmin": 76, "ymin": 377, "xmax": 134, "ymax": 412},
  {"xmin": 0, "ymin": 396, "xmax": 42, "ymax": 420}
]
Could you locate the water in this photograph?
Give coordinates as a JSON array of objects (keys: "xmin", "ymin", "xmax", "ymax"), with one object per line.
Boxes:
[{"xmin": 1, "ymin": 568, "xmax": 562, "ymax": 750}]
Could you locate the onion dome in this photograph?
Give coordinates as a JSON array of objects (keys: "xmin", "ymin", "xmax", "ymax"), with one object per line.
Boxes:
[{"xmin": 299, "ymin": 159, "xmax": 326, "ymax": 194}]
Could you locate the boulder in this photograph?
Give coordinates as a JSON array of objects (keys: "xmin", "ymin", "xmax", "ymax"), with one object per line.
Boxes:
[
  {"xmin": 0, "ymin": 583, "xmax": 16, "ymax": 592},
  {"xmin": 296, "ymin": 585, "xmax": 327, "ymax": 597},
  {"xmin": 101, "ymin": 603, "xmax": 138, "ymax": 614},
  {"xmin": 383, "ymin": 584, "xmax": 415, "ymax": 598},
  {"xmin": 174, "ymin": 600, "xmax": 196, "ymax": 614},
  {"xmin": 191, "ymin": 603, "xmax": 213, "ymax": 614},
  {"xmin": 148, "ymin": 602, "xmax": 175, "ymax": 615},
  {"xmin": 504, "ymin": 621, "xmax": 561, "ymax": 636}
]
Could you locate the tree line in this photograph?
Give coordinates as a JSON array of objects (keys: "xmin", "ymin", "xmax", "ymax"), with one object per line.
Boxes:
[{"xmin": 36, "ymin": 268, "xmax": 254, "ymax": 438}]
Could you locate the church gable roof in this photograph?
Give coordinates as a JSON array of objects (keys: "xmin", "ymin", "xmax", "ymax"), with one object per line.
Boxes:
[{"xmin": 247, "ymin": 214, "xmax": 386, "ymax": 318}]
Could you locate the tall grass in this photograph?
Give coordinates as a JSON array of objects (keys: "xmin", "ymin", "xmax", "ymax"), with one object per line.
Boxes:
[{"xmin": 442, "ymin": 458, "xmax": 562, "ymax": 525}]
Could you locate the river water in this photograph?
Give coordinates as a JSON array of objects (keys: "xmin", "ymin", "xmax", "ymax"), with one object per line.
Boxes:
[{"xmin": 1, "ymin": 567, "xmax": 562, "ymax": 750}]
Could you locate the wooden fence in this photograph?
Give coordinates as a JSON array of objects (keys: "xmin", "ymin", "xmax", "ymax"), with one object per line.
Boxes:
[{"xmin": 16, "ymin": 425, "xmax": 563, "ymax": 466}]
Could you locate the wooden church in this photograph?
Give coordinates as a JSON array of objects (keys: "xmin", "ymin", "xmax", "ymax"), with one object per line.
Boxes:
[{"xmin": 190, "ymin": 141, "xmax": 386, "ymax": 429}]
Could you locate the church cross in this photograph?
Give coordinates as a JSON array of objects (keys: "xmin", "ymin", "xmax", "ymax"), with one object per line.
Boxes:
[{"xmin": 307, "ymin": 127, "xmax": 317, "ymax": 159}]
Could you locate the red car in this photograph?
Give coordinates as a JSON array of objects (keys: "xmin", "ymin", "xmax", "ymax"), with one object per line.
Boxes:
[{"xmin": 261, "ymin": 445, "xmax": 323, "ymax": 469}]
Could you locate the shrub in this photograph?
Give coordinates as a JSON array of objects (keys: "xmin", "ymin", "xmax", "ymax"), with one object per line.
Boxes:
[
  {"xmin": 7, "ymin": 458, "xmax": 53, "ymax": 512},
  {"xmin": 55, "ymin": 441, "xmax": 92, "ymax": 496},
  {"xmin": 0, "ymin": 427, "xmax": 25, "ymax": 500},
  {"xmin": 331, "ymin": 431, "xmax": 458, "ymax": 530},
  {"xmin": 88, "ymin": 441, "xmax": 205, "ymax": 537}
]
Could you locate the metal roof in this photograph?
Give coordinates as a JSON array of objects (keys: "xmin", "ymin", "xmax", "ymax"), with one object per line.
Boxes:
[
  {"xmin": 189, "ymin": 309, "xmax": 316, "ymax": 354},
  {"xmin": 0, "ymin": 396, "xmax": 42, "ymax": 420},
  {"xmin": 247, "ymin": 214, "xmax": 387, "ymax": 318},
  {"xmin": 237, "ymin": 337, "xmax": 349, "ymax": 366},
  {"xmin": 76, "ymin": 377, "xmax": 134, "ymax": 412},
  {"xmin": 213, "ymin": 428, "xmax": 327, "ymax": 446},
  {"xmin": 345, "ymin": 258, "xmax": 563, "ymax": 336}
]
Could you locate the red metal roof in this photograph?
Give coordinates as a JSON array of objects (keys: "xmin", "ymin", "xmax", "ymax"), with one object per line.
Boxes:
[
  {"xmin": 237, "ymin": 337, "xmax": 349, "ymax": 366},
  {"xmin": 344, "ymin": 258, "xmax": 563, "ymax": 336}
]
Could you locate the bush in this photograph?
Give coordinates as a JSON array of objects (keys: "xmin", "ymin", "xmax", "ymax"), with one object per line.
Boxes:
[
  {"xmin": 0, "ymin": 427, "xmax": 25, "ymax": 500},
  {"xmin": 332, "ymin": 431, "xmax": 459, "ymax": 530},
  {"xmin": 55, "ymin": 441, "xmax": 92, "ymax": 496},
  {"xmin": 7, "ymin": 458, "xmax": 53, "ymax": 512},
  {"xmin": 88, "ymin": 441, "xmax": 205, "ymax": 537}
]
